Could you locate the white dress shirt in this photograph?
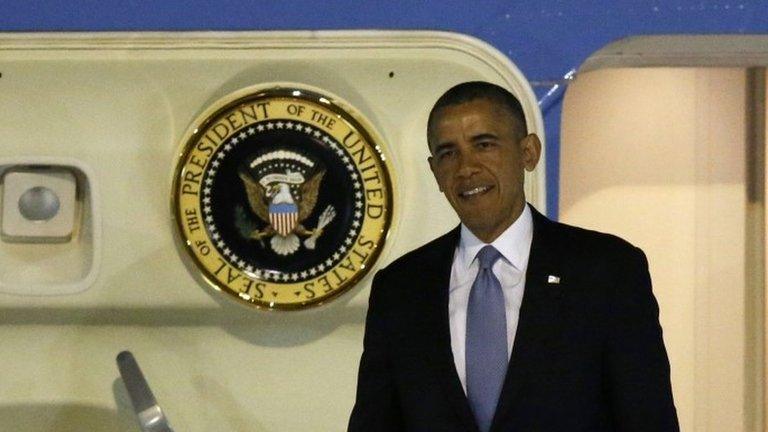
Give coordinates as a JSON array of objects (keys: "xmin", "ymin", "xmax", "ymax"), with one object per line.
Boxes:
[{"xmin": 448, "ymin": 204, "xmax": 533, "ymax": 393}]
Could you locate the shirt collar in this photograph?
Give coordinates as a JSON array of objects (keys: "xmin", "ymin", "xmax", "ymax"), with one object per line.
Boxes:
[{"xmin": 457, "ymin": 204, "xmax": 533, "ymax": 272}]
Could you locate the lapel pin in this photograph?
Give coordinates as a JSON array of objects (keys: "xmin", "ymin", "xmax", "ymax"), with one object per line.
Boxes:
[{"xmin": 547, "ymin": 275, "xmax": 561, "ymax": 284}]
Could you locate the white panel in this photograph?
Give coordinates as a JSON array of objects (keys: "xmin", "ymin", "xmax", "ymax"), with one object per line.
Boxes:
[
  {"xmin": 561, "ymin": 68, "xmax": 749, "ymax": 431},
  {"xmin": 0, "ymin": 32, "xmax": 545, "ymax": 431}
]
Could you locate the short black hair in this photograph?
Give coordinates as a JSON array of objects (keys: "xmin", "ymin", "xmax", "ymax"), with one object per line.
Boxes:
[{"xmin": 427, "ymin": 81, "xmax": 528, "ymax": 150}]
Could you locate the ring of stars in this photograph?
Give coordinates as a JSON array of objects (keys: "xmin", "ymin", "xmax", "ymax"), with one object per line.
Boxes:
[{"xmin": 200, "ymin": 120, "xmax": 367, "ymax": 283}]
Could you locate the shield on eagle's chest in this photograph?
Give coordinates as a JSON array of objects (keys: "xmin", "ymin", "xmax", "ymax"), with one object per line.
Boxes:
[{"xmin": 269, "ymin": 202, "xmax": 298, "ymax": 236}]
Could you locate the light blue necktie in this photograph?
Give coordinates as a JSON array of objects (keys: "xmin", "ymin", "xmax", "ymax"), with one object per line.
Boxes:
[{"xmin": 466, "ymin": 245, "xmax": 508, "ymax": 432}]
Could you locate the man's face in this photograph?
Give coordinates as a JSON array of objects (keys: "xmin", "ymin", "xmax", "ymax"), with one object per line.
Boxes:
[{"xmin": 428, "ymin": 98, "xmax": 540, "ymax": 242}]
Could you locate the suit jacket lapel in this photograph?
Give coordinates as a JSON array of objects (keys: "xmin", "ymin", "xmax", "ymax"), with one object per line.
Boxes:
[
  {"xmin": 491, "ymin": 206, "xmax": 567, "ymax": 432},
  {"xmin": 421, "ymin": 227, "xmax": 481, "ymax": 432}
]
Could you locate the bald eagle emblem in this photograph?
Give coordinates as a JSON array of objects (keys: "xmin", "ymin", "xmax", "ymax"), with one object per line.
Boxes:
[{"xmin": 237, "ymin": 150, "xmax": 336, "ymax": 256}]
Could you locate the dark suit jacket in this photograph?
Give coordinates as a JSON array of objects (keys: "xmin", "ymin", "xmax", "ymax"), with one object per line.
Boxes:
[{"xmin": 348, "ymin": 205, "xmax": 679, "ymax": 432}]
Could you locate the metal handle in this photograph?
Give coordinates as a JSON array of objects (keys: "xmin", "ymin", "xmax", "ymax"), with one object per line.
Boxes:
[{"xmin": 116, "ymin": 350, "xmax": 175, "ymax": 432}]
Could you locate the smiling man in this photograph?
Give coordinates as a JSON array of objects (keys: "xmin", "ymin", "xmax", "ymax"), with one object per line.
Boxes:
[{"xmin": 348, "ymin": 81, "xmax": 679, "ymax": 432}]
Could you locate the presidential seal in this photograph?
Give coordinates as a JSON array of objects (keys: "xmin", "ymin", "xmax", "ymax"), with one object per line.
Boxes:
[{"xmin": 172, "ymin": 85, "xmax": 393, "ymax": 310}]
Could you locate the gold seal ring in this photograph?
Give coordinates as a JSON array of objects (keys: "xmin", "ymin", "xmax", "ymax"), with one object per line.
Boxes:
[{"xmin": 171, "ymin": 84, "xmax": 394, "ymax": 310}]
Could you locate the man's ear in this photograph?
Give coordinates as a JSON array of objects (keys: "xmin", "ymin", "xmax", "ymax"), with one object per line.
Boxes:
[
  {"xmin": 427, "ymin": 156, "xmax": 443, "ymax": 192},
  {"xmin": 521, "ymin": 133, "xmax": 542, "ymax": 172}
]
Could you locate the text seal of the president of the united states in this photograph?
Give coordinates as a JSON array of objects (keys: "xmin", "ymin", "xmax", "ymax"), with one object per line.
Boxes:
[{"xmin": 172, "ymin": 85, "xmax": 394, "ymax": 310}]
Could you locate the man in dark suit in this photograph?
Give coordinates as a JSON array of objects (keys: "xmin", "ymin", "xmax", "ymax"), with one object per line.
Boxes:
[{"xmin": 348, "ymin": 81, "xmax": 679, "ymax": 431}]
